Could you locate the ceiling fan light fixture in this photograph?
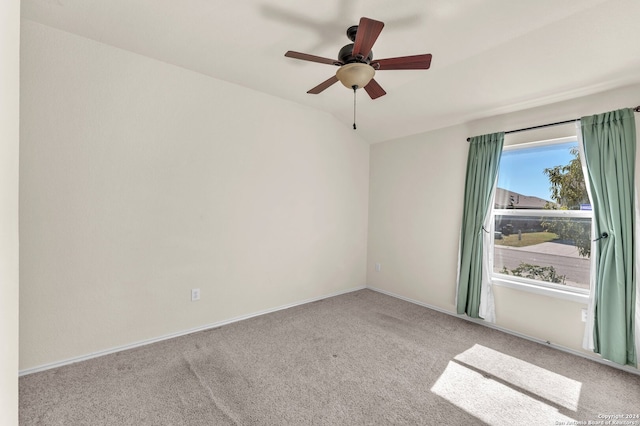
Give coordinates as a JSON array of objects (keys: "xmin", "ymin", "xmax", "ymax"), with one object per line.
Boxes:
[
  {"xmin": 335, "ymin": 63, "xmax": 374, "ymax": 90},
  {"xmin": 286, "ymin": 17, "xmax": 432, "ymax": 100}
]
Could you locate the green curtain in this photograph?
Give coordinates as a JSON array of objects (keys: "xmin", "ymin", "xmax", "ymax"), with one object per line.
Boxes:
[
  {"xmin": 581, "ymin": 108, "xmax": 637, "ymax": 367},
  {"xmin": 457, "ymin": 132, "xmax": 504, "ymax": 318}
]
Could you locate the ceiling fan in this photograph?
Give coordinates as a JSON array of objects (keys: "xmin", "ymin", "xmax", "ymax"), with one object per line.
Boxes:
[{"xmin": 285, "ymin": 17, "xmax": 432, "ymax": 100}]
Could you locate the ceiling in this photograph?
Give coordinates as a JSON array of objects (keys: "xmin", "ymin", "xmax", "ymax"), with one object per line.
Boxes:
[{"xmin": 21, "ymin": 0, "xmax": 640, "ymax": 143}]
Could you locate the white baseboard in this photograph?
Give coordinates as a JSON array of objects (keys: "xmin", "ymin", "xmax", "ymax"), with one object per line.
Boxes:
[
  {"xmin": 19, "ymin": 285, "xmax": 366, "ymax": 376},
  {"xmin": 366, "ymin": 285, "xmax": 640, "ymax": 376},
  {"xmin": 21, "ymin": 284, "xmax": 638, "ymax": 377}
]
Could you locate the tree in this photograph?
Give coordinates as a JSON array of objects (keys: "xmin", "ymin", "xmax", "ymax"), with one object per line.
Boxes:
[
  {"xmin": 544, "ymin": 147, "xmax": 589, "ymax": 209},
  {"xmin": 541, "ymin": 147, "xmax": 591, "ymax": 257}
]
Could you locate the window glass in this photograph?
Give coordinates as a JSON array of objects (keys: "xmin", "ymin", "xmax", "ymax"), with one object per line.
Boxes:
[{"xmin": 492, "ymin": 139, "xmax": 592, "ymax": 292}]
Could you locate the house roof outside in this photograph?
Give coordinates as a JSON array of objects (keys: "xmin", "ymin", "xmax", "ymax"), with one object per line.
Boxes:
[{"xmin": 494, "ymin": 187, "xmax": 555, "ymax": 210}]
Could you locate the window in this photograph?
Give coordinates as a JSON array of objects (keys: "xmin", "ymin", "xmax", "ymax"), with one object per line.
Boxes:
[{"xmin": 491, "ymin": 137, "xmax": 592, "ymax": 298}]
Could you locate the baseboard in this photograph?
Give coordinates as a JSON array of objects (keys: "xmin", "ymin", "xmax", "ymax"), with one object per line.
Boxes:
[
  {"xmin": 19, "ymin": 285, "xmax": 366, "ymax": 376},
  {"xmin": 22, "ymin": 284, "xmax": 638, "ymax": 377},
  {"xmin": 366, "ymin": 285, "xmax": 640, "ymax": 376}
]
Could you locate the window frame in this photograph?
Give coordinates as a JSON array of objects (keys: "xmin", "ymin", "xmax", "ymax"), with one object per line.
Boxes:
[{"xmin": 489, "ymin": 136, "xmax": 592, "ymax": 303}]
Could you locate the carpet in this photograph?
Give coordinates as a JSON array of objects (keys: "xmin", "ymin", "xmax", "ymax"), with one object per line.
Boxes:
[{"xmin": 19, "ymin": 289, "xmax": 640, "ymax": 425}]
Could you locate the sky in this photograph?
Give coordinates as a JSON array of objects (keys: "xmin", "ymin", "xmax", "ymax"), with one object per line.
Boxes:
[{"xmin": 496, "ymin": 141, "xmax": 579, "ymax": 201}]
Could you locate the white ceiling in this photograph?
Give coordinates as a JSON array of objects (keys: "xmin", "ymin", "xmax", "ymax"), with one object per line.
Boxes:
[{"xmin": 21, "ymin": 0, "xmax": 640, "ymax": 143}]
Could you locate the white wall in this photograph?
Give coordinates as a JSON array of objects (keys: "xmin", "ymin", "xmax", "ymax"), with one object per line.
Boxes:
[
  {"xmin": 19, "ymin": 17, "xmax": 640, "ymax": 376},
  {"xmin": 368, "ymin": 83, "xmax": 640, "ymax": 357},
  {"xmin": 19, "ymin": 21, "xmax": 369, "ymax": 370},
  {"xmin": 1, "ymin": 0, "xmax": 20, "ymax": 424}
]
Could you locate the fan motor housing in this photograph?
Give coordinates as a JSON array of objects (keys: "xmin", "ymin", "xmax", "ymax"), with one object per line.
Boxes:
[{"xmin": 338, "ymin": 43, "xmax": 373, "ymax": 64}]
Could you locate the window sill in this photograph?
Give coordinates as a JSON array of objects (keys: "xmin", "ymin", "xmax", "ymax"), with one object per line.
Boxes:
[{"xmin": 492, "ymin": 276, "xmax": 589, "ymax": 304}]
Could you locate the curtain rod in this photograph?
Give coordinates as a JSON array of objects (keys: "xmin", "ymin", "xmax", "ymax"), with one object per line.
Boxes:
[{"xmin": 466, "ymin": 105, "xmax": 640, "ymax": 142}]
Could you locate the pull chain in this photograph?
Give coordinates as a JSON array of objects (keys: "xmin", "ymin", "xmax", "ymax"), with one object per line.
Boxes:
[{"xmin": 352, "ymin": 85, "xmax": 357, "ymax": 130}]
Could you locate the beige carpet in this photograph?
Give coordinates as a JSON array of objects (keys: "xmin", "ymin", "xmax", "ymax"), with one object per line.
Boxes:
[{"xmin": 19, "ymin": 289, "xmax": 640, "ymax": 425}]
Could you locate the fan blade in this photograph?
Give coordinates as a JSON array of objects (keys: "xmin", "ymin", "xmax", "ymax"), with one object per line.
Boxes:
[
  {"xmin": 285, "ymin": 51, "xmax": 341, "ymax": 66},
  {"xmin": 372, "ymin": 54, "xmax": 432, "ymax": 70},
  {"xmin": 307, "ymin": 75, "xmax": 339, "ymax": 94},
  {"xmin": 352, "ymin": 17, "xmax": 384, "ymax": 59},
  {"xmin": 364, "ymin": 78, "xmax": 386, "ymax": 100}
]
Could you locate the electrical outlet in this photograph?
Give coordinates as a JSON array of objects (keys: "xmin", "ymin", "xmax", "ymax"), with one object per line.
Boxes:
[
  {"xmin": 191, "ymin": 288, "xmax": 201, "ymax": 302},
  {"xmin": 375, "ymin": 263, "xmax": 381, "ymax": 272},
  {"xmin": 581, "ymin": 309, "xmax": 587, "ymax": 322}
]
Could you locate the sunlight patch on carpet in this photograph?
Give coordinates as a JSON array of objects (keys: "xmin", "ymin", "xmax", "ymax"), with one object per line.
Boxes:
[
  {"xmin": 431, "ymin": 345, "xmax": 584, "ymax": 425},
  {"xmin": 454, "ymin": 344, "xmax": 582, "ymax": 411}
]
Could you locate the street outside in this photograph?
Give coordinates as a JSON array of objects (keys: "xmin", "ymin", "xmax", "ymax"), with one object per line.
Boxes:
[{"xmin": 494, "ymin": 242, "xmax": 590, "ymax": 290}]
